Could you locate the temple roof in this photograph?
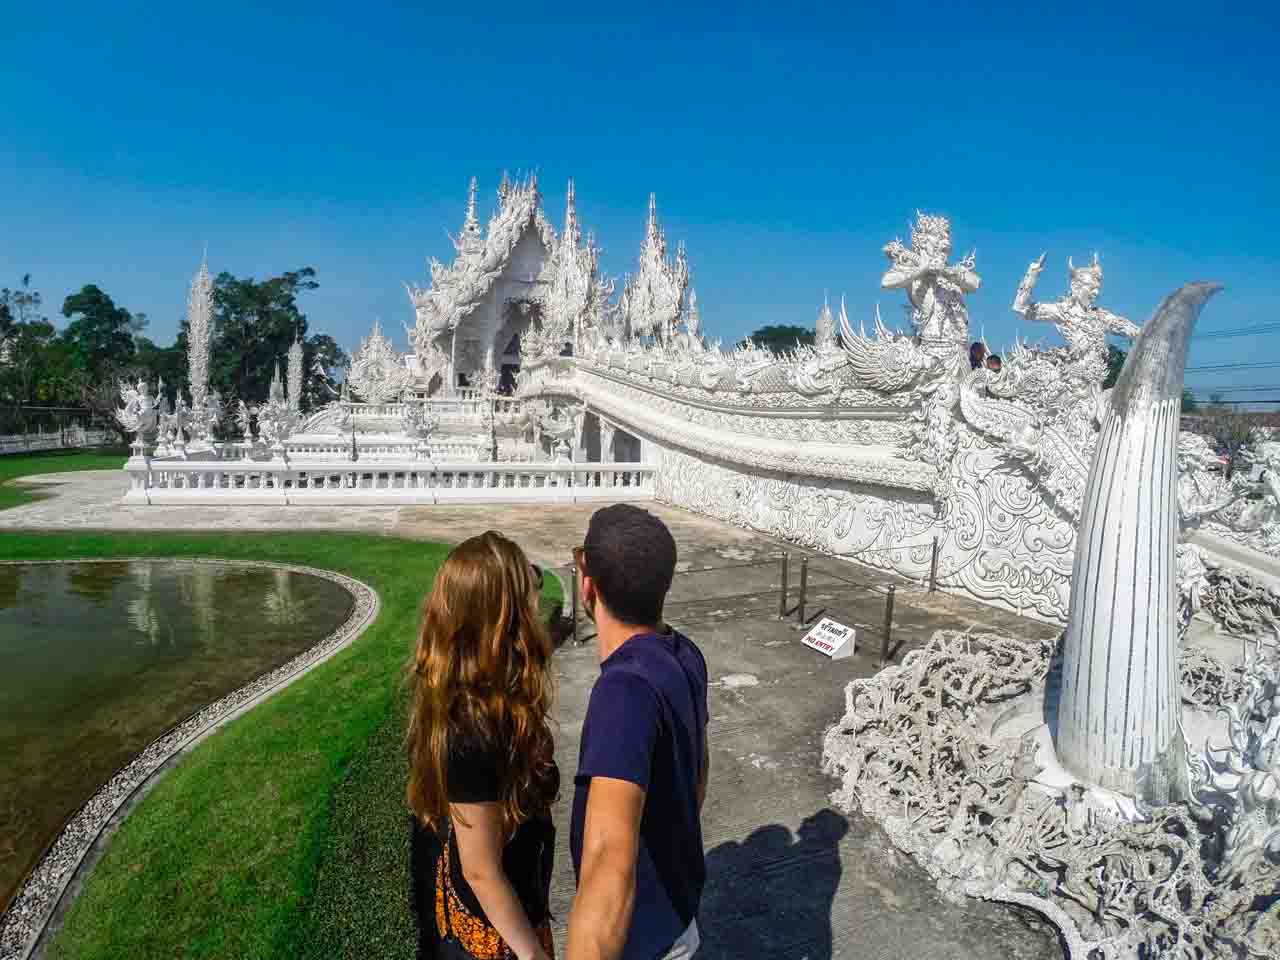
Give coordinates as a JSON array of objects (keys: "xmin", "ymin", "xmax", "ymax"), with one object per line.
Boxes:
[{"xmin": 406, "ymin": 174, "xmax": 558, "ymax": 345}]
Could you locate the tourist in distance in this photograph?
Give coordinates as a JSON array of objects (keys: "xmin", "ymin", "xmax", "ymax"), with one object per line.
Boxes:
[
  {"xmin": 985, "ymin": 353, "xmax": 1003, "ymax": 373},
  {"xmin": 407, "ymin": 531, "xmax": 559, "ymax": 960},
  {"xmin": 969, "ymin": 340, "xmax": 987, "ymax": 370},
  {"xmin": 566, "ymin": 505, "xmax": 709, "ymax": 960}
]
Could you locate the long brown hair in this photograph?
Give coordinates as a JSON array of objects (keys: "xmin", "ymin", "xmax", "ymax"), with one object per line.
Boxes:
[{"xmin": 407, "ymin": 531, "xmax": 557, "ymax": 837}]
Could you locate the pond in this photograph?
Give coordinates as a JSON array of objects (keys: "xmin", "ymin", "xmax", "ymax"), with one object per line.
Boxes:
[{"xmin": 0, "ymin": 560, "xmax": 356, "ymax": 913}]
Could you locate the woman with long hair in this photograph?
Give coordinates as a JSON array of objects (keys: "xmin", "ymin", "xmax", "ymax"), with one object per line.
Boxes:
[{"xmin": 407, "ymin": 531, "xmax": 559, "ymax": 960}]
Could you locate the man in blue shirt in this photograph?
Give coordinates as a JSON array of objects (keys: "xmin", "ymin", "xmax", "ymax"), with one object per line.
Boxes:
[{"xmin": 566, "ymin": 504, "xmax": 709, "ymax": 960}]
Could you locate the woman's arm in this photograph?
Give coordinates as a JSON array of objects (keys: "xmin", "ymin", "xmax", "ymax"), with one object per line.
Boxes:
[{"xmin": 451, "ymin": 802, "xmax": 550, "ymax": 960}]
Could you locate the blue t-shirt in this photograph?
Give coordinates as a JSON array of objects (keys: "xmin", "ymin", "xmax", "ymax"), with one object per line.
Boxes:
[{"xmin": 570, "ymin": 630, "xmax": 709, "ymax": 959}]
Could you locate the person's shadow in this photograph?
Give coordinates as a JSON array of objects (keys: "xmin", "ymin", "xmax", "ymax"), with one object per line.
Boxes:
[{"xmin": 698, "ymin": 809, "xmax": 849, "ymax": 959}]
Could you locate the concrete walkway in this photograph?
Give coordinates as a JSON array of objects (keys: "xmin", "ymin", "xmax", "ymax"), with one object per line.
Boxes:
[{"xmin": 3, "ymin": 471, "xmax": 1063, "ymax": 958}]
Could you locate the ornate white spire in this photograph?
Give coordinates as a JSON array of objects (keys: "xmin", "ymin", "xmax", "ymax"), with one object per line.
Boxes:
[
  {"xmin": 460, "ymin": 176, "xmax": 482, "ymax": 252},
  {"xmin": 186, "ymin": 255, "xmax": 213, "ymax": 411},
  {"xmin": 686, "ymin": 289, "xmax": 701, "ymax": 339},
  {"xmin": 269, "ymin": 361, "xmax": 285, "ymax": 404},
  {"xmin": 623, "ymin": 194, "xmax": 689, "ymax": 342},
  {"xmin": 815, "ymin": 293, "xmax": 835, "ymax": 351},
  {"xmin": 287, "ymin": 335, "xmax": 304, "ymax": 411},
  {"xmin": 564, "ymin": 179, "xmax": 580, "ymax": 246}
]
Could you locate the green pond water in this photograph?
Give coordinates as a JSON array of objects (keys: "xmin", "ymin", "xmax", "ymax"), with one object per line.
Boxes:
[{"xmin": 0, "ymin": 560, "xmax": 355, "ymax": 913}]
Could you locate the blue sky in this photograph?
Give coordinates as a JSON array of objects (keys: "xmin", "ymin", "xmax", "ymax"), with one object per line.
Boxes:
[{"xmin": 3, "ymin": 1, "xmax": 1277, "ymax": 399}]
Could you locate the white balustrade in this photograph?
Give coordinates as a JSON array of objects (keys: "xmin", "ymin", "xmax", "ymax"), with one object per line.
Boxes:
[
  {"xmin": 124, "ymin": 459, "xmax": 656, "ymax": 505},
  {"xmin": 0, "ymin": 428, "xmax": 114, "ymax": 455}
]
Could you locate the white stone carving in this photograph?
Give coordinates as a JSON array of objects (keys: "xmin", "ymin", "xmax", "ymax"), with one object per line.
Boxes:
[
  {"xmin": 185, "ymin": 257, "xmax": 213, "ymax": 415},
  {"xmin": 822, "ymin": 625, "xmax": 1280, "ymax": 960},
  {"xmin": 1189, "ymin": 631, "xmax": 1280, "ymax": 887},
  {"xmin": 116, "ymin": 378, "xmax": 158, "ymax": 457},
  {"xmin": 287, "ymin": 336, "xmax": 304, "ymax": 411},
  {"xmin": 1013, "ymin": 253, "xmax": 1140, "ymax": 386},
  {"xmin": 347, "ymin": 320, "xmax": 412, "ymax": 404},
  {"xmin": 619, "ymin": 195, "xmax": 689, "ymax": 342}
]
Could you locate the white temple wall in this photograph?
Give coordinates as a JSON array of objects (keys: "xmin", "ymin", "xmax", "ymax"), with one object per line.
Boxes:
[{"xmin": 649, "ymin": 442, "xmax": 1074, "ymax": 624}]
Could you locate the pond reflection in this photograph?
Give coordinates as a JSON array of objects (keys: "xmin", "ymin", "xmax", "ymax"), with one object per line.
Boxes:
[{"xmin": 0, "ymin": 560, "xmax": 355, "ymax": 913}]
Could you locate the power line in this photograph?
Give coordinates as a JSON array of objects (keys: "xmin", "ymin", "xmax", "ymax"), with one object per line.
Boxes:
[
  {"xmin": 1191, "ymin": 322, "xmax": 1280, "ymax": 341},
  {"xmin": 1186, "ymin": 361, "xmax": 1280, "ymax": 373}
]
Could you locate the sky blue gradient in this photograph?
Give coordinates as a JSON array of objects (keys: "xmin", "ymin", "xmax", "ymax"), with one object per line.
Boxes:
[{"xmin": 3, "ymin": 1, "xmax": 1276, "ymax": 396}]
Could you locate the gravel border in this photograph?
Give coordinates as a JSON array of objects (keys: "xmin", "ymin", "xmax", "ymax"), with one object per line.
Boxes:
[{"xmin": 0, "ymin": 557, "xmax": 380, "ymax": 960}]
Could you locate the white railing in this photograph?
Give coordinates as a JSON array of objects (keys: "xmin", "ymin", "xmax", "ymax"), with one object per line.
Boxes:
[
  {"xmin": 0, "ymin": 427, "xmax": 114, "ymax": 455},
  {"xmin": 347, "ymin": 396, "xmax": 523, "ymax": 419},
  {"xmin": 124, "ymin": 459, "xmax": 656, "ymax": 505},
  {"xmin": 215, "ymin": 438, "xmax": 491, "ymax": 463}
]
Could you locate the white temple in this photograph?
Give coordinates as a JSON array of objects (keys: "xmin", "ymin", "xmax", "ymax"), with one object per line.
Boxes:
[
  {"xmin": 117, "ymin": 173, "xmax": 1280, "ymax": 628},
  {"xmin": 112, "ymin": 173, "xmax": 1280, "ymax": 958}
]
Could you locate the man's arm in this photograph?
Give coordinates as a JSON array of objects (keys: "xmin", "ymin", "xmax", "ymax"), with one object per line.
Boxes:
[{"xmin": 566, "ymin": 777, "xmax": 645, "ymax": 960}]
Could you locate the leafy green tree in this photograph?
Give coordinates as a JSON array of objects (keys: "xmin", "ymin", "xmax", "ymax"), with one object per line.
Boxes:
[
  {"xmin": 208, "ymin": 267, "xmax": 345, "ymax": 411},
  {"xmin": 60, "ymin": 285, "xmax": 145, "ymax": 381},
  {"xmin": 739, "ymin": 323, "xmax": 816, "ymax": 354},
  {"xmin": 2, "ymin": 319, "xmax": 59, "ymax": 404},
  {"xmin": 1181, "ymin": 389, "xmax": 1199, "ymax": 414},
  {"xmin": 302, "ymin": 333, "xmax": 346, "ymax": 410},
  {"xmin": 133, "ymin": 336, "xmax": 186, "ymax": 392}
]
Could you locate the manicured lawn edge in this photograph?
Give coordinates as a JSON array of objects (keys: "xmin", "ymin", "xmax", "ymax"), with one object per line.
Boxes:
[
  {"xmin": 0, "ymin": 532, "xmax": 562, "ymax": 960},
  {"xmin": 0, "ymin": 558, "xmax": 379, "ymax": 960}
]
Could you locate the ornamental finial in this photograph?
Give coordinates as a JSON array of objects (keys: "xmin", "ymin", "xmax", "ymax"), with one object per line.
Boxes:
[
  {"xmin": 564, "ymin": 179, "xmax": 579, "ymax": 244},
  {"xmin": 647, "ymin": 193, "xmax": 658, "ymax": 237}
]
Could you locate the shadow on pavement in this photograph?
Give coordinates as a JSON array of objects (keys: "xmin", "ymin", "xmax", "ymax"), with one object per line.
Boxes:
[{"xmin": 697, "ymin": 809, "xmax": 849, "ymax": 960}]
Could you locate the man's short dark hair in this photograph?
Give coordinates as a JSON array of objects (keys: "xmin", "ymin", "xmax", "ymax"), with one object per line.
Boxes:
[{"xmin": 583, "ymin": 504, "xmax": 677, "ymax": 627}]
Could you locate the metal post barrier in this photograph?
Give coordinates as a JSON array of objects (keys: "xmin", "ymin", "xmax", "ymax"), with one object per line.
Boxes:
[
  {"xmin": 797, "ymin": 555, "xmax": 808, "ymax": 624},
  {"xmin": 778, "ymin": 553, "xmax": 790, "ymax": 620},
  {"xmin": 880, "ymin": 584, "xmax": 897, "ymax": 667},
  {"xmin": 928, "ymin": 537, "xmax": 940, "ymax": 593},
  {"xmin": 570, "ymin": 561, "xmax": 579, "ymax": 646}
]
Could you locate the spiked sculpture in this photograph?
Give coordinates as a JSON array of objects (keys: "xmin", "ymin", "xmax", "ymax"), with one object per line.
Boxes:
[
  {"xmin": 287, "ymin": 336, "xmax": 304, "ymax": 411},
  {"xmin": 186, "ymin": 256, "xmax": 214, "ymax": 447},
  {"xmin": 1055, "ymin": 281, "xmax": 1223, "ymax": 805}
]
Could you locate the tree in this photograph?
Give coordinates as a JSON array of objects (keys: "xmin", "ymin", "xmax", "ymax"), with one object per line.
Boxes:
[
  {"xmin": 1202, "ymin": 396, "xmax": 1253, "ymax": 479},
  {"xmin": 208, "ymin": 267, "xmax": 345, "ymax": 411},
  {"xmin": 1181, "ymin": 389, "xmax": 1199, "ymax": 414},
  {"xmin": 1, "ymin": 274, "xmax": 45, "ymax": 327},
  {"xmin": 1103, "ymin": 344, "xmax": 1126, "ymax": 389},
  {"xmin": 739, "ymin": 324, "xmax": 815, "ymax": 354},
  {"xmin": 60, "ymin": 285, "xmax": 145, "ymax": 382},
  {"xmin": 133, "ymin": 336, "xmax": 186, "ymax": 391},
  {"xmin": 1, "ymin": 319, "xmax": 58, "ymax": 404}
]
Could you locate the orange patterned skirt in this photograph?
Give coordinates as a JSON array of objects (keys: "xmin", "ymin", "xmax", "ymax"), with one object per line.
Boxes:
[{"xmin": 435, "ymin": 840, "xmax": 555, "ymax": 959}]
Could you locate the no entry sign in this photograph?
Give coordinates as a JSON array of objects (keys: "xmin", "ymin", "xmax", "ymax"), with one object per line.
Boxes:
[{"xmin": 800, "ymin": 617, "xmax": 855, "ymax": 660}]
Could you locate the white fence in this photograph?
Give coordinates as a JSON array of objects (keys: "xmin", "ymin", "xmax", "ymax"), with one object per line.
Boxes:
[
  {"xmin": 0, "ymin": 428, "xmax": 115, "ymax": 456},
  {"xmin": 124, "ymin": 459, "xmax": 657, "ymax": 505}
]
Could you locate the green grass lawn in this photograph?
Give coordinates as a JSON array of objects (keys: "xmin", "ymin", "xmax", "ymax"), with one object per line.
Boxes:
[
  {"xmin": 0, "ymin": 448, "xmax": 128, "ymax": 511},
  {"xmin": 2, "ymin": 531, "xmax": 562, "ymax": 960}
]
